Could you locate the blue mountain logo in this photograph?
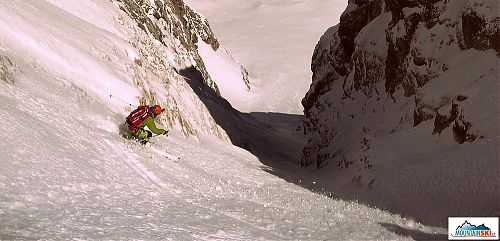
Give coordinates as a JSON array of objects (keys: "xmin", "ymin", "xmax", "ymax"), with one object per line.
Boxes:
[
  {"xmin": 452, "ymin": 220, "xmax": 496, "ymax": 238},
  {"xmin": 457, "ymin": 221, "xmax": 491, "ymax": 231}
]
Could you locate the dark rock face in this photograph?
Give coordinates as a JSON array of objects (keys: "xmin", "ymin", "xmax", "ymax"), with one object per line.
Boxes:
[
  {"xmin": 462, "ymin": 5, "xmax": 500, "ymax": 54},
  {"xmin": 339, "ymin": 0, "xmax": 383, "ymax": 67},
  {"xmin": 302, "ymin": 0, "xmax": 499, "ymax": 169},
  {"xmin": 116, "ymin": 0, "xmax": 222, "ymax": 94},
  {"xmin": 301, "ymin": 0, "xmax": 499, "ymax": 226},
  {"xmin": 304, "ymin": 26, "xmax": 340, "ymax": 113},
  {"xmin": 385, "ymin": 6, "xmax": 421, "ymax": 96}
]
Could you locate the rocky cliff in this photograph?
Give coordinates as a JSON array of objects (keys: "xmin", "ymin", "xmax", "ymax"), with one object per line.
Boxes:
[
  {"xmin": 109, "ymin": 0, "xmax": 253, "ymax": 138},
  {"xmin": 115, "ymin": 0, "xmax": 250, "ymax": 95},
  {"xmin": 301, "ymin": 0, "xmax": 499, "ymax": 224}
]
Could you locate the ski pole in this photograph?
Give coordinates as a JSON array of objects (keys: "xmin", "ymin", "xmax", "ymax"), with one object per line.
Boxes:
[
  {"xmin": 109, "ymin": 94, "xmax": 137, "ymax": 108},
  {"xmin": 151, "ymin": 130, "xmax": 169, "ymax": 138}
]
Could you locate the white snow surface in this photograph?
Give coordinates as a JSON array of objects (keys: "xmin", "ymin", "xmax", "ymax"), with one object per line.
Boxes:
[
  {"xmin": 0, "ymin": 56, "xmax": 445, "ymax": 239},
  {"xmin": 0, "ymin": 0, "xmax": 237, "ymax": 140},
  {"xmin": 0, "ymin": 0, "xmax": 139, "ymax": 109},
  {"xmin": 196, "ymin": 40, "xmax": 251, "ymax": 104},
  {"xmin": 185, "ymin": 0, "xmax": 348, "ymax": 114},
  {"xmin": 0, "ymin": 66, "xmax": 445, "ymax": 239},
  {"xmin": 0, "ymin": 0, "xmax": 448, "ymax": 239}
]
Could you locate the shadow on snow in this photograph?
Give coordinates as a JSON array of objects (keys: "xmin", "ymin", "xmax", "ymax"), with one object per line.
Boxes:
[
  {"xmin": 177, "ymin": 66, "xmax": 449, "ymax": 234},
  {"xmin": 177, "ymin": 66, "xmax": 305, "ymax": 170}
]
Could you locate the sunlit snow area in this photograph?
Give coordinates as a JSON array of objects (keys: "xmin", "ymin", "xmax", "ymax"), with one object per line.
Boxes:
[
  {"xmin": 185, "ymin": 0, "xmax": 347, "ymax": 114},
  {"xmin": 0, "ymin": 0, "xmax": 448, "ymax": 240}
]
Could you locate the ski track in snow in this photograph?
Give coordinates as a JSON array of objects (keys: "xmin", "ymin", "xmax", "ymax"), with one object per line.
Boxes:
[{"xmin": 0, "ymin": 1, "xmax": 448, "ymax": 240}]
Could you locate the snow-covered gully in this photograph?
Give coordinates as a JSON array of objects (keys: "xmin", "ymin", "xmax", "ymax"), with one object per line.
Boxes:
[
  {"xmin": 0, "ymin": 0, "xmax": 453, "ymax": 240},
  {"xmin": 188, "ymin": 0, "xmax": 499, "ymax": 231}
]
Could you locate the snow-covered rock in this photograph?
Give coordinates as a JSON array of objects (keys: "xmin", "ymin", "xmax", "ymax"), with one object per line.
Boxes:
[
  {"xmin": 116, "ymin": 0, "xmax": 251, "ymax": 98},
  {"xmin": 302, "ymin": 0, "xmax": 499, "ymax": 225},
  {"xmin": 114, "ymin": 0, "xmax": 252, "ymax": 135}
]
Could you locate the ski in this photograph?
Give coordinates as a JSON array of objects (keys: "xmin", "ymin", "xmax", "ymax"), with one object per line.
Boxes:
[
  {"xmin": 122, "ymin": 134, "xmax": 180, "ymax": 161},
  {"xmin": 149, "ymin": 147, "xmax": 180, "ymax": 162}
]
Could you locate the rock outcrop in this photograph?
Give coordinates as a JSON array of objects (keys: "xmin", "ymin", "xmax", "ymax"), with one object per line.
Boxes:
[
  {"xmin": 110, "ymin": 0, "xmax": 251, "ymax": 138},
  {"xmin": 301, "ymin": 0, "xmax": 498, "ymax": 224},
  {"xmin": 0, "ymin": 55, "xmax": 16, "ymax": 84},
  {"xmin": 302, "ymin": 0, "xmax": 498, "ymax": 168},
  {"xmin": 115, "ymin": 0, "xmax": 250, "ymax": 95}
]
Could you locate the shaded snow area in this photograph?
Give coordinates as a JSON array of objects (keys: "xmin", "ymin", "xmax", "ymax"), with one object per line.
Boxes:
[
  {"xmin": 185, "ymin": 0, "xmax": 348, "ymax": 114},
  {"xmin": 0, "ymin": 0, "xmax": 449, "ymax": 240},
  {"xmin": 300, "ymin": 0, "xmax": 500, "ymax": 229}
]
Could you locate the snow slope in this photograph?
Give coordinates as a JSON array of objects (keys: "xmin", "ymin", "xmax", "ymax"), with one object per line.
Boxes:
[
  {"xmin": 0, "ymin": 51, "xmax": 448, "ymax": 239},
  {"xmin": 185, "ymin": 0, "xmax": 348, "ymax": 114},
  {"xmin": 0, "ymin": 0, "xmax": 448, "ymax": 239},
  {"xmin": 0, "ymin": 52, "xmax": 446, "ymax": 239},
  {"xmin": 0, "ymin": 0, "xmax": 234, "ymax": 139}
]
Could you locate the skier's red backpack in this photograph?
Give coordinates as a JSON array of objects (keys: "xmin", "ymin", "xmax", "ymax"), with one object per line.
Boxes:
[{"xmin": 126, "ymin": 106, "xmax": 151, "ymax": 132}]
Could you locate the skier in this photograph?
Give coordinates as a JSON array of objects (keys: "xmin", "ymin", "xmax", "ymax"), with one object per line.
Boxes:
[{"xmin": 126, "ymin": 104, "xmax": 168, "ymax": 144}]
